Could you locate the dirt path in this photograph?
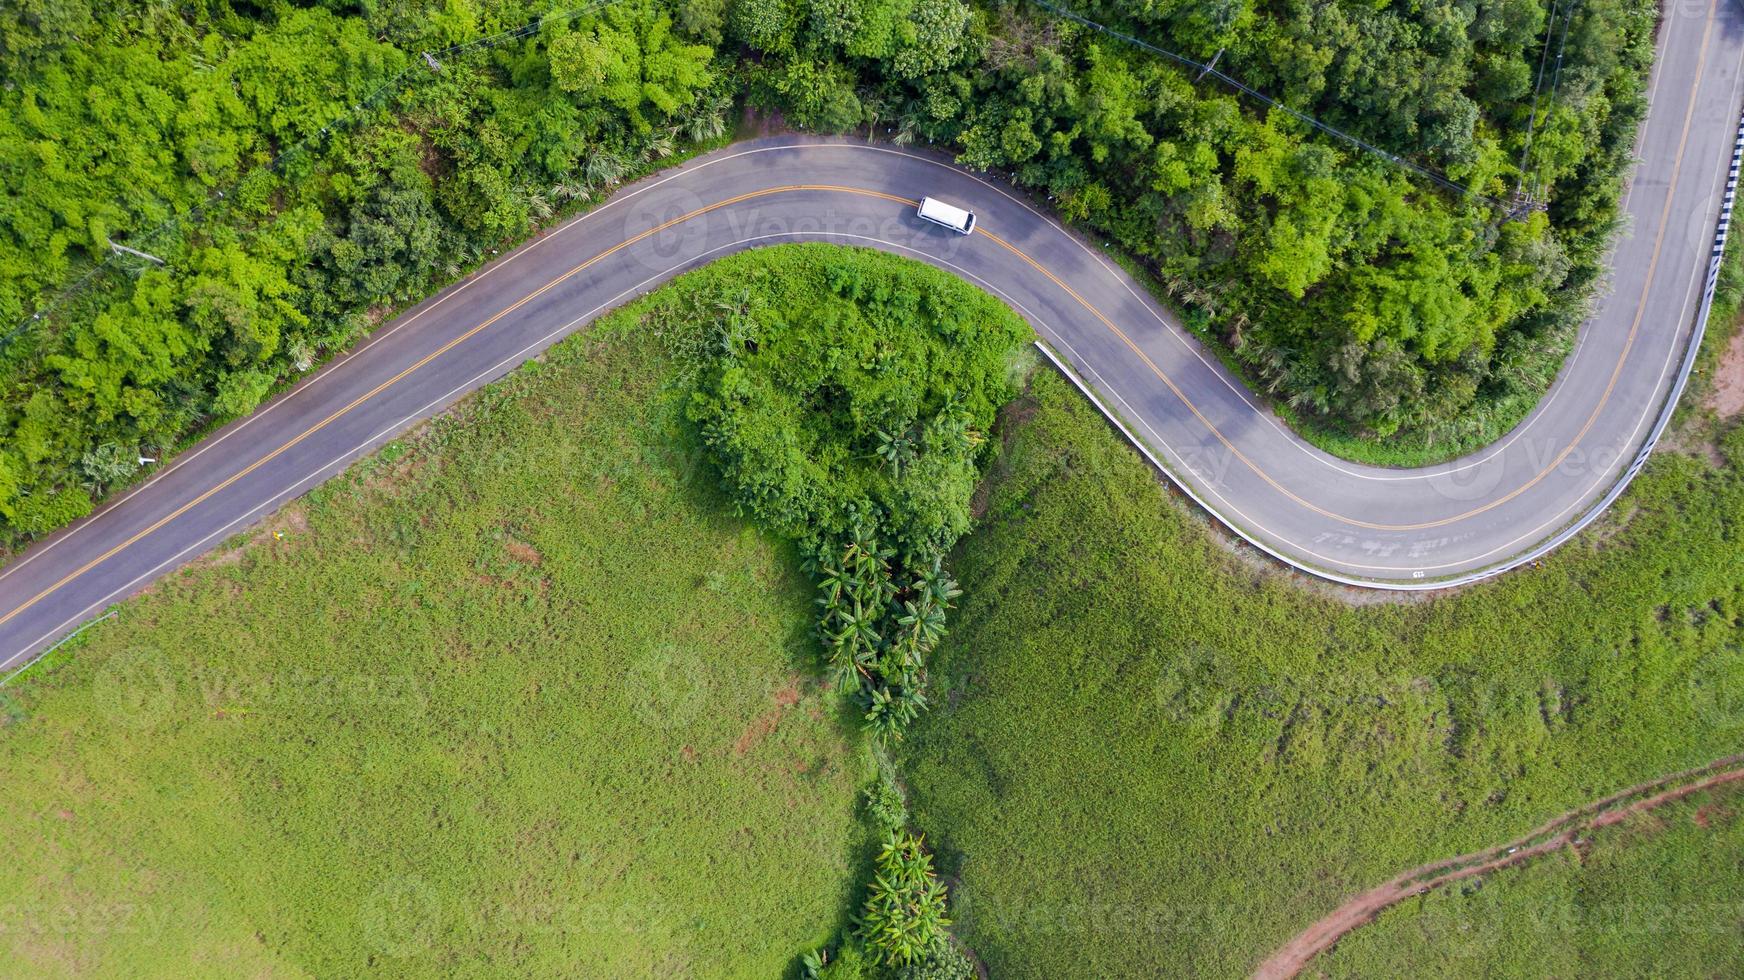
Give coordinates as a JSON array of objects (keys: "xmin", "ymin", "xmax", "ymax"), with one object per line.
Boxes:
[
  {"xmin": 1251, "ymin": 755, "xmax": 1744, "ymax": 980},
  {"xmin": 1711, "ymin": 326, "xmax": 1744, "ymax": 418}
]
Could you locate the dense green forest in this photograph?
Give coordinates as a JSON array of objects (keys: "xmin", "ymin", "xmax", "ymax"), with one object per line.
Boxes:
[
  {"xmin": 0, "ymin": 0, "xmax": 1655, "ymax": 546},
  {"xmin": 0, "ymin": 0, "xmax": 732, "ymax": 543},
  {"xmin": 733, "ymin": 0, "xmax": 1654, "ymax": 457}
]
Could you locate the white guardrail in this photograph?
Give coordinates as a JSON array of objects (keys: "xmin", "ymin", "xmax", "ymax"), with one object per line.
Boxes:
[{"xmin": 1037, "ymin": 105, "xmax": 1744, "ymax": 592}]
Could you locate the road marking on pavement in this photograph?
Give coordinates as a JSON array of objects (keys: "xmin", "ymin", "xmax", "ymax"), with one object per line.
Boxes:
[
  {"xmin": 0, "ymin": 31, "xmax": 1725, "ymax": 637},
  {"xmin": 0, "ymin": 184, "xmax": 902, "ymax": 632},
  {"xmin": 985, "ymin": 0, "xmax": 1715, "ymax": 533}
]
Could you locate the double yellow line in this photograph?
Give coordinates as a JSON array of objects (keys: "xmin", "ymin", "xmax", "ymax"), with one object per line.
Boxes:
[
  {"xmin": 0, "ymin": 71, "xmax": 1715, "ymax": 631},
  {"xmin": 986, "ymin": 0, "xmax": 1715, "ymax": 535},
  {"xmin": 0, "ymin": 185, "xmax": 883, "ymax": 631}
]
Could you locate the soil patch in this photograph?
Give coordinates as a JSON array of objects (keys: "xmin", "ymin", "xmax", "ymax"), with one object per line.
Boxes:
[
  {"xmin": 1710, "ymin": 327, "xmax": 1744, "ymax": 418},
  {"xmin": 1253, "ymin": 755, "xmax": 1744, "ymax": 979},
  {"xmin": 504, "ymin": 537, "xmax": 543, "ymax": 565},
  {"xmin": 732, "ymin": 678, "xmax": 803, "ymax": 755}
]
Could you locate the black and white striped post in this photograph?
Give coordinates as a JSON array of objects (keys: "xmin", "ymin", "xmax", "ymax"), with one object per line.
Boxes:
[
  {"xmin": 1554, "ymin": 101, "xmax": 1744, "ymax": 544},
  {"xmin": 1036, "ymin": 100, "xmax": 1744, "ymax": 591},
  {"xmin": 1704, "ymin": 112, "xmax": 1744, "ymax": 298}
]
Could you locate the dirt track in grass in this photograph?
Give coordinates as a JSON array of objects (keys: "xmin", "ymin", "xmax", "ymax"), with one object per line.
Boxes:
[{"xmin": 1252, "ymin": 755, "xmax": 1744, "ymax": 980}]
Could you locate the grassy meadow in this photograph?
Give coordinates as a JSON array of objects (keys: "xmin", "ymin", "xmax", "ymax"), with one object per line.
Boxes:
[
  {"xmin": 900, "ymin": 368, "xmax": 1744, "ymax": 977},
  {"xmin": 0, "ymin": 277, "xmax": 876, "ymax": 976},
  {"xmin": 2, "ymin": 239, "xmax": 1741, "ymax": 977},
  {"xmin": 1317, "ymin": 780, "xmax": 1744, "ymax": 976}
]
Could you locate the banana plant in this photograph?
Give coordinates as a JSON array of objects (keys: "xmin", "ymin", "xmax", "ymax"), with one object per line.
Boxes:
[
  {"xmin": 832, "ymin": 598, "xmax": 883, "ymax": 655},
  {"xmin": 855, "ymin": 830, "xmax": 950, "ymax": 965},
  {"xmin": 874, "ymin": 427, "xmax": 918, "ymax": 477},
  {"xmin": 860, "ymin": 681, "xmax": 927, "ymax": 741},
  {"xmin": 916, "ymin": 558, "xmax": 962, "ymax": 609},
  {"xmin": 897, "ymin": 598, "xmax": 947, "ymax": 651}
]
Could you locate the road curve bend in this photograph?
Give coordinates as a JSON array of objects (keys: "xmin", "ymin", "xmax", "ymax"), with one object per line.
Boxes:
[{"xmin": 1, "ymin": 2, "xmax": 1742, "ymax": 669}]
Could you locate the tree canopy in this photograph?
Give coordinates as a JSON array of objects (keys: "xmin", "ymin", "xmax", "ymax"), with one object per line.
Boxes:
[
  {"xmin": 0, "ymin": 0, "xmax": 1658, "ymax": 545},
  {"xmin": 0, "ymin": 0, "xmax": 732, "ymax": 546}
]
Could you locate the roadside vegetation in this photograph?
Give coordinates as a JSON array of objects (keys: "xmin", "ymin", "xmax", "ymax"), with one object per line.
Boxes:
[
  {"xmin": 2, "ymin": 0, "xmax": 1657, "ymax": 547},
  {"xmin": 899, "ymin": 365, "xmax": 1744, "ymax": 977},
  {"xmin": 0, "ymin": 0, "xmax": 733, "ymax": 548},
  {"xmin": 673, "ymin": 248, "xmax": 1028, "ymax": 747},
  {"xmin": 0, "ymin": 245, "xmax": 1022, "ymax": 976},
  {"xmin": 1315, "ymin": 780, "xmax": 1744, "ymax": 977},
  {"xmin": 738, "ymin": 0, "xmax": 1658, "ymax": 463},
  {"xmin": 1, "ymin": 227, "xmax": 1741, "ymax": 975}
]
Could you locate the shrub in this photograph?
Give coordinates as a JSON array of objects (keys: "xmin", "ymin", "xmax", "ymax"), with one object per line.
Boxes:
[
  {"xmin": 896, "ymin": 940, "xmax": 977, "ymax": 980},
  {"xmin": 864, "ymin": 763, "xmax": 910, "ymax": 835},
  {"xmin": 681, "ymin": 247, "xmax": 1028, "ymax": 740},
  {"xmin": 8, "ymin": 487, "xmax": 93, "ymax": 536},
  {"xmin": 856, "ymin": 831, "xmax": 951, "ymax": 967},
  {"xmin": 685, "ymin": 255, "xmax": 1027, "ymax": 558},
  {"xmin": 803, "ymin": 937, "xmax": 871, "ymax": 979}
]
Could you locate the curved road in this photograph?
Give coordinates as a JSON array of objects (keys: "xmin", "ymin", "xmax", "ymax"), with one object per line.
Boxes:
[{"xmin": 1, "ymin": 2, "xmax": 1742, "ymax": 669}]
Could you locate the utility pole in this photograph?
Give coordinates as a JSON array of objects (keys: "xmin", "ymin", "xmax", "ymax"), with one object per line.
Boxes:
[
  {"xmin": 107, "ymin": 240, "xmax": 165, "ymax": 265},
  {"xmin": 1196, "ymin": 48, "xmax": 1224, "ymax": 81},
  {"xmin": 1504, "ymin": 189, "xmax": 1546, "ymax": 223}
]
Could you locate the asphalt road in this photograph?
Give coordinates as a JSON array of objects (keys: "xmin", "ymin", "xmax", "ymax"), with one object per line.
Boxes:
[{"xmin": 2, "ymin": 2, "xmax": 1743, "ymax": 669}]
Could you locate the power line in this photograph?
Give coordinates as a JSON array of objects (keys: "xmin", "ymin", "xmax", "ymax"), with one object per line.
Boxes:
[
  {"xmin": 1514, "ymin": 0, "xmax": 1561, "ymax": 197},
  {"xmin": 3, "ymin": 0, "xmax": 625, "ymax": 354},
  {"xmin": 1533, "ymin": 0, "xmax": 1580, "ymax": 201},
  {"xmin": 1022, "ymin": 0, "xmax": 1506, "ymax": 210}
]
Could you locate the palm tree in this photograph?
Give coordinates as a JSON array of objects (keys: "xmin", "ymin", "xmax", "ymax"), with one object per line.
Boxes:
[
  {"xmin": 891, "ymin": 101, "xmax": 923, "ymax": 147},
  {"xmin": 643, "ymin": 129, "xmax": 677, "ymax": 162},
  {"xmin": 917, "ymin": 559, "xmax": 962, "ymax": 609},
  {"xmin": 583, "ymin": 149, "xmax": 627, "ymax": 190},
  {"xmin": 859, "ymin": 88, "xmax": 889, "ymax": 139},
  {"xmin": 526, "ymin": 190, "xmax": 554, "ymax": 222},
  {"xmin": 550, "ymin": 178, "xmax": 590, "ymax": 203},
  {"xmin": 683, "ymin": 90, "xmax": 733, "ymax": 143},
  {"xmin": 875, "ymin": 428, "xmax": 917, "ymax": 477}
]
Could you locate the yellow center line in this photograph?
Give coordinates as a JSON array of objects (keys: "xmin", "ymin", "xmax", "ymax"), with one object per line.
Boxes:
[
  {"xmin": 0, "ymin": 184, "xmax": 887, "ymax": 631},
  {"xmin": 986, "ymin": 0, "xmax": 1713, "ymax": 534},
  {"xmin": 0, "ymin": 48, "xmax": 1719, "ymax": 635}
]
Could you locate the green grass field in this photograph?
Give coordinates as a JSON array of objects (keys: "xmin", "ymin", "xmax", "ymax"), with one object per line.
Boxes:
[
  {"xmin": 1316, "ymin": 781, "xmax": 1744, "ymax": 976},
  {"xmin": 899, "ymin": 368, "xmax": 1744, "ymax": 977},
  {"xmin": 0, "ymin": 275, "xmax": 878, "ymax": 976},
  {"xmin": 4, "ymin": 241, "xmax": 1742, "ymax": 977}
]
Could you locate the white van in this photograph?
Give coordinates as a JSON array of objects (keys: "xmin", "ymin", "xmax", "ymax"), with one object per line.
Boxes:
[{"xmin": 917, "ymin": 196, "xmax": 976, "ymax": 235}]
